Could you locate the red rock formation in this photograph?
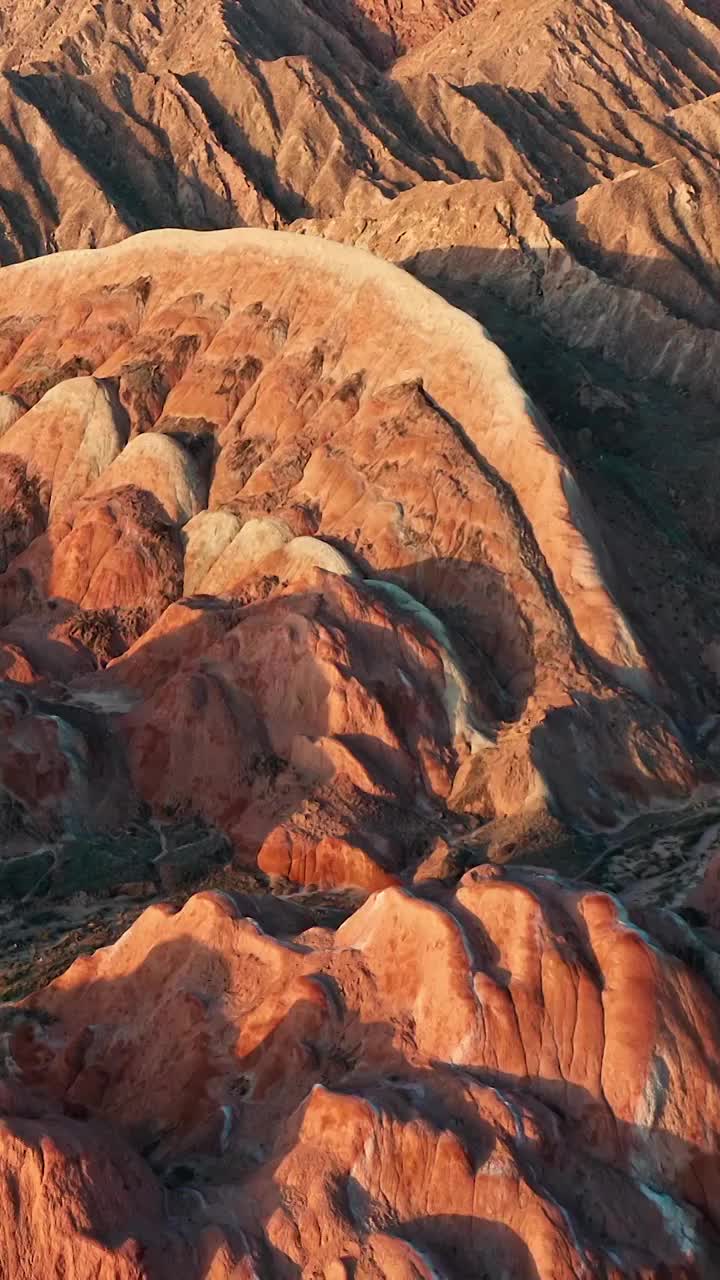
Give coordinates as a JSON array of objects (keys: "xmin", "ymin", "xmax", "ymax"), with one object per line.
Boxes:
[
  {"xmin": 304, "ymin": 0, "xmax": 481, "ymax": 66},
  {"xmin": 1, "ymin": 867, "xmax": 719, "ymax": 1276},
  {"xmin": 0, "ymin": 228, "xmax": 702, "ymax": 892},
  {"xmin": 0, "ymin": 8, "xmax": 718, "ymax": 1269}
]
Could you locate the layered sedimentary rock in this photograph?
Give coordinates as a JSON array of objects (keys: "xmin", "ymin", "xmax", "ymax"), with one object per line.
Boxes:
[
  {"xmin": 0, "ymin": 228, "xmax": 704, "ymax": 893},
  {"xmin": 3, "ymin": 866, "xmax": 720, "ymax": 1277},
  {"xmin": 0, "ymin": 0, "xmax": 716, "ymax": 271},
  {"xmin": 0, "ymin": 2, "xmax": 718, "ymax": 662},
  {"xmin": 0, "ymin": 5, "xmax": 719, "ymax": 1274}
]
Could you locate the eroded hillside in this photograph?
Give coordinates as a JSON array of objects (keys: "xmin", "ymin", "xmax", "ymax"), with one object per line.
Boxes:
[
  {"xmin": 2, "ymin": 229, "xmax": 697, "ymax": 888},
  {"xmin": 2, "ymin": 4, "xmax": 720, "ymax": 1278}
]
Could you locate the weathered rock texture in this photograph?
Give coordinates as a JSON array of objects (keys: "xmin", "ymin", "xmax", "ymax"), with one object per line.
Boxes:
[
  {"xmin": 0, "ymin": 4, "xmax": 718, "ymax": 718},
  {"xmin": 0, "ymin": 228, "xmax": 706, "ymax": 893},
  {"xmin": 0, "ymin": 5, "xmax": 720, "ymax": 1276},
  {"xmin": 0, "ymin": 0, "xmax": 716, "ymax": 280},
  {"xmin": 3, "ymin": 866, "xmax": 720, "ymax": 1277},
  {"xmin": 0, "ymin": 0, "xmax": 716, "ymax": 734}
]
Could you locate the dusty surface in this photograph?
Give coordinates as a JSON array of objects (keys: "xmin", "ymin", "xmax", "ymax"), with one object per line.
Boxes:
[{"xmin": 0, "ymin": 0, "xmax": 715, "ymax": 268}]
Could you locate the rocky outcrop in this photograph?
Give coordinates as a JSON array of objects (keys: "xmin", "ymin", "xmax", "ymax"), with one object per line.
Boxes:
[
  {"xmin": 0, "ymin": 229, "xmax": 705, "ymax": 895},
  {"xmin": 2, "ymin": 866, "xmax": 720, "ymax": 1276},
  {"xmin": 0, "ymin": 0, "xmax": 716, "ymax": 272},
  {"xmin": 298, "ymin": 168, "xmax": 720, "ymax": 402},
  {"xmin": 304, "ymin": 0, "xmax": 481, "ymax": 67},
  {"xmin": 0, "ymin": 376, "xmax": 127, "ymax": 519},
  {"xmin": 0, "ymin": 7, "xmax": 719, "ymax": 1273}
]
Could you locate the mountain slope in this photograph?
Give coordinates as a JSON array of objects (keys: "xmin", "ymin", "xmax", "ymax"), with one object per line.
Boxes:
[
  {"xmin": 4, "ymin": 865, "xmax": 720, "ymax": 1278},
  {"xmin": 1, "ymin": 8, "xmax": 720, "ymax": 1278},
  {"xmin": 0, "ymin": 0, "xmax": 716, "ymax": 261},
  {"xmin": 0, "ymin": 228, "xmax": 702, "ymax": 891}
]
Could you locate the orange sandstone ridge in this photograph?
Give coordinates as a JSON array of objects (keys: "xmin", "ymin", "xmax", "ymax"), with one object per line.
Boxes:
[{"xmin": 1, "ymin": 229, "xmax": 719, "ymax": 1278}]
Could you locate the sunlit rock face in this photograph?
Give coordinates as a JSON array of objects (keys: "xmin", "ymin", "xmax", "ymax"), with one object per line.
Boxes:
[
  {"xmin": 2, "ymin": 865, "xmax": 720, "ymax": 1278},
  {"xmin": 0, "ymin": 226, "xmax": 717, "ymax": 1279},
  {"xmin": 0, "ymin": 228, "xmax": 699, "ymax": 888},
  {"xmin": 1, "ymin": 4, "xmax": 720, "ymax": 1270}
]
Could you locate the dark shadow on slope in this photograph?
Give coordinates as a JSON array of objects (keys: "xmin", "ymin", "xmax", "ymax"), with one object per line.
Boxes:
[
  {"xmin": 611, "ymin": 0, "xmax": 720, "ymax": 96},
  {"xmin": 6, "ymin": 71, "xmax": 248, "ymax": 247},
  {"xmin": 342, "ymin": 1206, "xmax": 544, "ymax": 1278},
  {"xmin": 452, "ymin": 81, "xmax": 605, "ymax": 200},
  {"xmin": 87, "ymin": 573, "xmax": 490, "ymax": 868},
  {"xmin": 2, "ymin": 934, "xmax": 240, "ymax": 1277},
  {"xmin": 178, "ymin": 72, "xmax": 310, "ymax": 222},
  {"xmin": 529, "ymin": 689, "xmax": 705, "ymax": 835},
  {"xmin": 0, "ymin": 241, "xmax": 719, "ymax": 885},
  {"xmin": 0, "ymin": 569, "xmax": 466, "ymax": 883},
  {"xmin": 2, "ymin": 9, "xmax": 476, "ymax": 260},
  {"xmin": 351, "ymin": 556, "xmax": 533, "ymax": 724},
  {"xmin": 545, "ymin": 195, "xmax": 720, "ymax": 332},
  {"xmin": 450, "ymin": 74, "xmax": 720, "ymax": 207},
  {"xmin": 0, "ymin": 553, "xmax": 705, "ymax": 897},
  {"xmin": 13, "ymin": 942, "xmax": 720, "ymax": 1277},
  {"xmin": 300, "ymin": 0, "xmax": 400, "ymax": 68},
  {"xmin": 398, "ymin": 242, "xmax": 720, "ymax": 720},
  {"xmin": 0, "ymin": 0, "xmax": 718, "ymax": 262},
  {"xmin": 220, "ymin": 0, "xmax": 376, "ymax": 65},
  {"xmin": 0, "ymin": 182, "xmax": 45, "ymax": 261},
  {"xmin": 0, "ymin": 98, "xmax": 61, "ymax": 240},
  {"xmin": 683, "ymin": 0, "xmax": 720, "ymax": 30},
  {"xmin": 240, "ymin": 0, "xmax": 480, "ymax": 182}
]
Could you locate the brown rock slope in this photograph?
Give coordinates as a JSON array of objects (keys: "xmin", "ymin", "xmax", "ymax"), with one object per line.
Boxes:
[
  {"xmin": 0, "ymin": 0, "xmax": 717, "ymax": 262},
  {"xmin": 303, "ymin": 0, "xmax": 481, "ymax": 67},
  {"xmin": 297, "ymin": 161, "xmax": 720, "ymax": 722},
  {"xmin": 0, "ymin": 228, "xmax": 705, "ymax": 895},
  {"xmin": 1, "ymin": 10, "xmax": 720, "ymax": 1273},
  {"xmin": 392, "ymin": 0, "xmax": 720, "ymax": 200},
  {"xmin": 0, "ymin": 0, "xmax": 464, "ymax": 256},
  {"xmin": 3, "ymin": 865, "xmax": 720, "ymax": 1276}
]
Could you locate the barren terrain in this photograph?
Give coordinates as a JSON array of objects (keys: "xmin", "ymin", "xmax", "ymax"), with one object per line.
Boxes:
[{"xmin": 1, "ymin": 3, "xmax": 720, "ymax": 1277}]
